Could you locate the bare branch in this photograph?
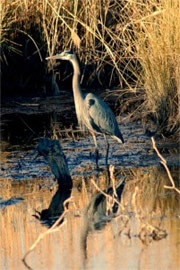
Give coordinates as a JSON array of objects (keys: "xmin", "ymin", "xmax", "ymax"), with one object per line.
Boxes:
[
  {"xmin": 22, "ymin": 208, "xmax": 69, "ymax": 270},
  {"xmin": 151, "ymin": 137, "xmax": 180, "ymax": 195}
]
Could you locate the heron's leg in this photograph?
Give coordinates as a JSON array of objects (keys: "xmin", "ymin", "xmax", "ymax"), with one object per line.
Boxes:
[
  {"xmin": 104, "ymin": 134, "xmax": 109, "ymax": 166},
  {"xmin": 90, "ymin": 131, "xmax": 99, "ymax": 169}
]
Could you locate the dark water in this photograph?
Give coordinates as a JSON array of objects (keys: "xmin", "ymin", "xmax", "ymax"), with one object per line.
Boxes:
[
  {"xmin": 1, "ymin": 112, "xmax": 179, "ymax": 180},
  {"xmin": 0, "ymin": 110, "xmax": 179, "ymax": 202},
  {"xmin": 0, "ymin": 112, "xmax": 180, "ymax": 270}
]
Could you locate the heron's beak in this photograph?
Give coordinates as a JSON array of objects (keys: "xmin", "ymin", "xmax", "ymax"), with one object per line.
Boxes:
[{"xmin": 46, "ymin": 54, "xmax": 61, "ymax": 60}]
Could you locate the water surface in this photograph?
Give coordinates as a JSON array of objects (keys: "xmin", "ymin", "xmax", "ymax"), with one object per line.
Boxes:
[{"xmin": 0, "ymin": 113, "xmax": 180, "ymax": 270}]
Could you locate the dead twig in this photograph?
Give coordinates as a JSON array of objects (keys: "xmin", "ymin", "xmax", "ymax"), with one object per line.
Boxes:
[
  {"xmin": 22, "ymin": 198, "xmax": 71, "ymax": 270},
  {"xmin": 91, "ymin": 178, "xmax": 124, "ymax": 212},
  {"xmin": 151, "ymin": 137, "xmax": 180, "ymax": 195},
  {"xmin": 109, "ymin": 165, "xmax": 118, "ymax": 198}
]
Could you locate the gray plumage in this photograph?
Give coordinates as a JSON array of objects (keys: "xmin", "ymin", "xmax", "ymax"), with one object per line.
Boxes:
[
  {"xmin": 46, "ymin": 51, "xmax": 124, "ymax": 166},
  {"xmin": 46, "ymin": 50, "xmax": 124, "ymax": 144},
  {"xmin": 82, "ymin": 92, "xmax": 124, "ymax": 143}
]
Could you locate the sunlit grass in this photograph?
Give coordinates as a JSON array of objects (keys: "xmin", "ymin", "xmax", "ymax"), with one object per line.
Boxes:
[
  {"xmin": 131, "ymin": 0, "xmax": 180, "ymax": 133},
  {"xmin": 1, "ymin": 0, "xmax": 179, "ymax": 134}
]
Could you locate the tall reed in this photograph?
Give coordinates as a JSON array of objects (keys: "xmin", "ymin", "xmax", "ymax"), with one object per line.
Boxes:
[
  {"xmin": 130, "ymin": 0, "xmax": 180, "ymax": 133},
  {"xmin": 1, "ymin": 0, "xmax": 179, "ymax": 134}
]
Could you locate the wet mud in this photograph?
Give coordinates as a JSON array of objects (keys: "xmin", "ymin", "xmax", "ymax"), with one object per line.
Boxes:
[{"xmin": 0, "ymin": 116, "xmax": 179, "ymax": 181}]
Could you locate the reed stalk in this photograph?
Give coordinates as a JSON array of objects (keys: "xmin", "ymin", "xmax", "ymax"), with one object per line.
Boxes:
[{"xmin": 1, "ymin": 0, "xmax": 179, "ymax": 133}]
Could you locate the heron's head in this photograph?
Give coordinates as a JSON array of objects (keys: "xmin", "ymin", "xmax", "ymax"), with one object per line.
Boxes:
[{"xmin": 46, "ymin": 50, "xmax": 76, "ymax": 62}]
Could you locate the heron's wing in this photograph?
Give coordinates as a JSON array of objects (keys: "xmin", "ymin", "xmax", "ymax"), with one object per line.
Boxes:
[{"xmin": 84, "ymin": 93, "xmax": 120, "ymax": 136}]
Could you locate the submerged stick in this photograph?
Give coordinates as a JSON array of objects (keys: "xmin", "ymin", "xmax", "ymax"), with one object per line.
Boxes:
[
  {"xmin": 151, "ymin": 137, "xmax": 180, "ymax": 195},
  {"xmin": 22, "ymin": 138, "xmax": 73, "ymax": 269},
  {"xmin": 34, "ymin": 138, "xmax": 73, "ymax": 221},
  {"xmin": 36, "ymin": 137, "xmax": 72, "ymax": 188}
]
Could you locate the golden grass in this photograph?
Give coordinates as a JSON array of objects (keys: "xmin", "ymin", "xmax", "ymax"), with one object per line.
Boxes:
[
  {"xmin": 1, "ymin": 0, "xmax": 179, "ymax": 133},
  {"xmin": 131, "ymin": 0, "xmax": 180, "ymax": 133}
]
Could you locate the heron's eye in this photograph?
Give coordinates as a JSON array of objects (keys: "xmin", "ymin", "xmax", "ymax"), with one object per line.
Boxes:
[{"xmin": 89, "ymin": 99, "xmax": 95, "ymax": 106}]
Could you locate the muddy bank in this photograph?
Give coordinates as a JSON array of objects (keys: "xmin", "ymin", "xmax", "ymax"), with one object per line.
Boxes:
[{"xmin": 0, "ymin": 116, "xmax": 179, "ymax": 182}]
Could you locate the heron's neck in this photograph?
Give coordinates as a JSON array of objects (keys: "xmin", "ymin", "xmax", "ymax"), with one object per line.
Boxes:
[{"xmin": 71, "ymin": 59, "xmax": 83, "ymax": 102}]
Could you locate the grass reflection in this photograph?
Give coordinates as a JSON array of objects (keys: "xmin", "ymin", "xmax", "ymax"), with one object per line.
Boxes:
[{"xmin": 0, "ymin": 164, "xmax": 179, "ymax": 270}]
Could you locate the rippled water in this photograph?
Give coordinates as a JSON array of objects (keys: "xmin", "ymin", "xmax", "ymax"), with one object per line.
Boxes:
[
  {"xmin": 0, "ymin": 114, "xmax": 180, "ymax": 270},
  {"xmin": 0, "ymin": 177, "xmax": 180, "ymax": 270}
]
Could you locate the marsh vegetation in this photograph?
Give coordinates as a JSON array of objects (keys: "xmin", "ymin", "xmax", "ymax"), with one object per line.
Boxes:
[
  {"xmin": 0, "ymin": 1, "xmax": 180, "ymax": 269},
  {"xmin": 1, "ymin": 0, "xmax": 180, "ymax": 134}
]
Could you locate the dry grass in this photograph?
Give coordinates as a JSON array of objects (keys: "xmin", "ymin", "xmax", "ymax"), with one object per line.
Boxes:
[
  {"xmin": 131, "ymin": 0, "xmax": 180, "ymax": 133},
  {"xmin": 1, "ymin": 0, "xmax": 179, "ymax": 134}
]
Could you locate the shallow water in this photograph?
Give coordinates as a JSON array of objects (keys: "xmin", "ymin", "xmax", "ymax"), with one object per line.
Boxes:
[
  {"xmin": 0, "ymin": 179, "xmax": 180, "ymax": 270},
  {"xmin": 0, "ymin": 113, "xmax": 180, "ymax": 270},
  {"xmin": 0, "ymin": 117, "xmax": 179, "ymax": 180}
]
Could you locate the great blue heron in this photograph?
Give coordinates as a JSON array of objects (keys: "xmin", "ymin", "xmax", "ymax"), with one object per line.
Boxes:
[{"xmin": 46, "ymin": 50, "xmax": 124, "ymax": 168}]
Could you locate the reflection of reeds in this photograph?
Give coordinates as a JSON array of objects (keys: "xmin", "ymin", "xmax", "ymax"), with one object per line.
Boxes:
[
  {"xmin": 0, "ymin": 163, "xmax": 180, "ymax": 269},
  {"xmin": 122, "ymin": 166, "xmax": 180, "ymax": 215},
  {"xmin": 112, "ymin": 164, "xmax": 179, "ymax": 245}
]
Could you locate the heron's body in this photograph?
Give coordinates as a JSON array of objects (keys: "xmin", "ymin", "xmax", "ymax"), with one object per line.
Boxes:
[
  {"xmin": 78, "ymin": 92, "xmax": 124, "ymax": 144},
  {"xmin": 46, "ymin": 51, "xmax": 124, "ymax": 166}
]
